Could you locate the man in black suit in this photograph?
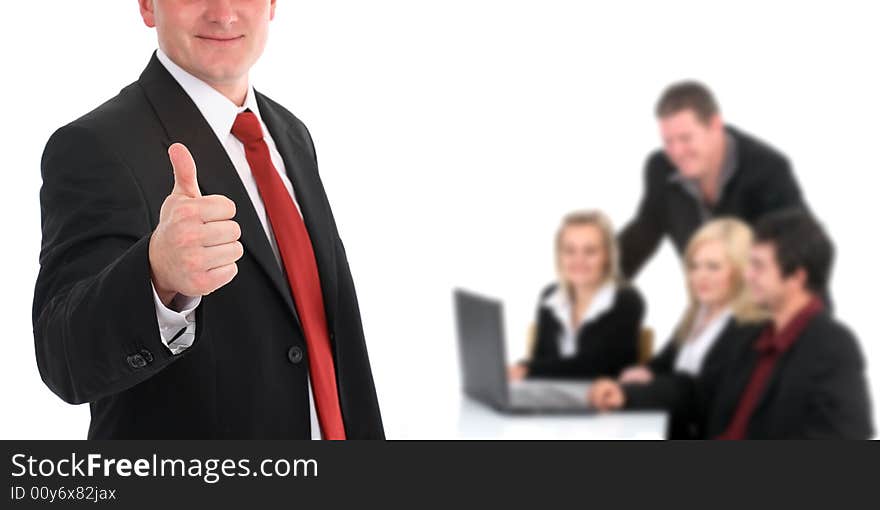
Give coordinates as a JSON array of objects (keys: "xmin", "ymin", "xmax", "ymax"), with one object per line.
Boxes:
[
  {"xmin": 33, "ymin": 0, "xmax": 383, "ymax": 439},
  {"xmin": 619, "ymin": 81, "xmax": 807, "ymax": 279},
  {"xmin": 707, "ymin": 209, "xmax": 872, "ymax": 439}
]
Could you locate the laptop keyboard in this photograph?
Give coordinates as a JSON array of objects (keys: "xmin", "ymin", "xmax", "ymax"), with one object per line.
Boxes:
[{"xmin": 509, "ymin": 381, "xmax": 590, "ymax": 409}]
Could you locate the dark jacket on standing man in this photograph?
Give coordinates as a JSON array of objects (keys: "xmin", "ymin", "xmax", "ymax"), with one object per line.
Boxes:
[{"xmin": 619, "ymin": 126, "xmax": 806, "ymax": 279}]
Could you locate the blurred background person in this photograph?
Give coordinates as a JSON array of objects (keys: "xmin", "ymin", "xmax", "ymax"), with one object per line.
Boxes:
[
  {"xmin": 709, "ymin": 209, "xmax": 872, "ymax": 438},
  {"xmin": 589, "ymin": 218, "xmax": 766, "ymax": 438},
  {"xmin": 509, "ymin": 210, "xmax": 644, "ymax": 381},
  {"xmin": 619, "ymin": 80, "xmax": 808, "ymax": 280},
  {"xmin": 594, "ymin": 209, "xmax": 873, "ymax": 439}
]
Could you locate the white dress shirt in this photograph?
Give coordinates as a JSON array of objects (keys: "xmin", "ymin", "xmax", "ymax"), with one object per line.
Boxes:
[
  {"xmin": 150, "ymin": 48, "xmax": 322, "ymax": 439},
  {"xmin": 541, "ymin": 281, "xmax": 617, "ymax": 358},
  {"xmin": 673, "ymin": 306, "xmax": 733, "ymax": 376}
]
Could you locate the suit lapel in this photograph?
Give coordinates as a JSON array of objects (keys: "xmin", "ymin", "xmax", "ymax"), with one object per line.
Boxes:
[
  {"xmin": 749, "ymin": 315, "xmax": 821, "ymax": 423},
  {"xmin": 715, "ymin": 346, "xmax": 759, "ymax": 427},
  {"xmin": 722, "ymin": 321, "xmax": 807, "ymax": 436},
  {"xmin": 256, "ymin": 93, "xmax": 339, "ymax": 333},
  {"xmin": 748, "ymin": 355, "xmax": 788, "ymax": 427},
  {"xmin": 136, "ymin": 53, "xmax": 300, "ymax": 325}
]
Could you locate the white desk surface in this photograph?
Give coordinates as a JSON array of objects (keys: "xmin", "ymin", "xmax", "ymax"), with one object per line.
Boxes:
[{"xmin": 454, "ymin": 397, "xmax": 668, "ymax": 440}]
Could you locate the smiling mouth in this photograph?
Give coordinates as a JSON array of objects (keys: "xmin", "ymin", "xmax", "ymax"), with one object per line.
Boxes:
[{"xmin": 196, "ymin": 35, "xmax": 244, "ymax": 43}]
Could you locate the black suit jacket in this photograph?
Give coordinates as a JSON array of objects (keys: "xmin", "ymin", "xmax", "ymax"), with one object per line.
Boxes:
[
  {"xmin": 619, "ymin": 126, "xmax": 806, "ymax": 279},
  {"xmin": 704, "ymin": 311, "xmax": 873, "ymax": 439},
  {"xmin": 33, "ymin": 52, "xmax": 384, "ymax": 439},
  {"xmin": 624, "ymin": 318, "xmax": 764, "ymax": 439},
  {"xmin": 526, "ymin": 283, "xmax": 644, "ymax": 379},
  {"xmin": 627, "ymin": 312, "xmax": 873, "ymax": 439}
]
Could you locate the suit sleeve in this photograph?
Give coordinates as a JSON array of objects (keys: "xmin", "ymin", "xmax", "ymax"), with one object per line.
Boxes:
[
  {"xmin": 32, "ymin": 124, "xmax": 202, "ymax": 405},
  {"xmin": 623, "ymin": 373, "xmax": 709, "ymax": 439},
  {"xmin": 647, "ymin": 336, "xmax": 679, "ymax": 374},
  {"xmin": 801, "ymin": 329, "xmax": 874, "ymax": 439},
  {"xmin": 623, "ymin": 373, "xmax": 695, "ymax": 411},
  {"xmin": 618, "ymin": 156, "xmax": 666, "ymax": 279},
  {"xmin": 755, "ymin": 154, "xmax": 806, "ymax": 215}
]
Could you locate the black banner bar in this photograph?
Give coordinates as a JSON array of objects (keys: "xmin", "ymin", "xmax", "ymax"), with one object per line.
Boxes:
[{"xmin": 3, "ymin": 440, "xmax": 876, "ymax": 508}]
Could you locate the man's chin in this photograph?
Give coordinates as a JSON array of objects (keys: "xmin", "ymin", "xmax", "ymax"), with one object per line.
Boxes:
[
  {"xmin": 194, "ymin": 65, "xmax": 249, "ymax": 85},
  {"xmin": 187, "ymin": 55, "xmax": 249, "ymax": 78},
  {"xmin": 676, "ymin": 165, "xmax": 703, "ymax": 179}
]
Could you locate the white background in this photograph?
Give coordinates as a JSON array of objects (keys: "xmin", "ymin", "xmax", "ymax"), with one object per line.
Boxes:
[{"xmin": 1, "ymin": 1, "xmax": 878, "ymax": 438}]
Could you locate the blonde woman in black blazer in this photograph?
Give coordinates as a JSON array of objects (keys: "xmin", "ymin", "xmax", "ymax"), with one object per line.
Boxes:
[
  {"xmin": 590, "ymin": 218, "xmax": 765, "ymax": 438},
  {"xmin": 509, "ymin": 210, "xmax": 645, "ymax": 381}
]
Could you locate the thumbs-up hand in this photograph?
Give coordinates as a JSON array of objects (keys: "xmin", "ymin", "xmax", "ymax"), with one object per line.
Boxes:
[
  {"xmin": 149, "ymin": 143, "xmax": 243, "ymax": 306},
  {"xmin": 169, "ymin": 142, "xmax": 202, "ymax": 198}
]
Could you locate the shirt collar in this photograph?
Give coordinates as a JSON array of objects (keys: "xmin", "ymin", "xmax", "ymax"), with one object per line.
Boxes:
[
  {"xmin": 688, "ymin": 304, "xmax": 733, "ymax": 339},
  {"xmin": 755, "ymin": 295, "xmax": 824, "ymax": 354},
  {"xmin": 155, "ymin": 48, "xmax": 263, "ymax": 142},
  {"xmin": 542, "ymin": 280, "xmax": 618, "ymax": 330}
]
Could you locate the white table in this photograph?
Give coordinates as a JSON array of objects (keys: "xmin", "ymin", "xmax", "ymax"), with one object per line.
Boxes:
[{"xmin": 455, "ymin": 397, "xmax": 668, "ymax": 439}]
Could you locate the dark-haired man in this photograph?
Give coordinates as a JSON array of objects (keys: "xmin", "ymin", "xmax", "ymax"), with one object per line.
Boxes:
[
  {"xmin": 619, "ymin": 81, "xmax": 808, "ymax": 279},
  {"xmin": 709, "ymin": 209, "xmax": 872, "ymax": 439}
]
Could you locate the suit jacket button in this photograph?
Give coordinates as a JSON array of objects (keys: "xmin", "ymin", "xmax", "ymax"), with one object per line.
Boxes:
[
  {"xmin": 127, "ymin": 353, "xmax": 147, "ymax": 369},
  {"xmin": 139, "ymin": 349, "xmax": 154, "ymax": 364},
  {"xmin": 287, "ymin": 345, "xmax": 304, "ymax": 364}
]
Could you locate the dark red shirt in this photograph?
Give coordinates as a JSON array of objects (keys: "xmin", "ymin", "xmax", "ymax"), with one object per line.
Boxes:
[{"xmin": 715, "ymin": 296, "xmax": 824, "ymax": 439}]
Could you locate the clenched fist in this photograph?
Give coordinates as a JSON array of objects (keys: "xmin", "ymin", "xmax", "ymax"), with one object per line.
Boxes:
[
  {"xmin": 149, "ymin": 143, "xmax": 244, "ymax": 306},
  {"xmin": 588, "ymin": 378, "xmax": 626, "ymax": 412}
]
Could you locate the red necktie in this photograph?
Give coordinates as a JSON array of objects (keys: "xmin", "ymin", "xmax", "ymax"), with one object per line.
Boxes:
[{"xmin": 231, "ymin": 110, "xmax": 346, "ymax": 439}]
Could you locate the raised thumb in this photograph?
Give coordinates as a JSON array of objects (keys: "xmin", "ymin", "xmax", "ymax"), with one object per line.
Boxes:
[{"xmin": 168, "ymin": 143, "xmax": 201, "ymax": 197}]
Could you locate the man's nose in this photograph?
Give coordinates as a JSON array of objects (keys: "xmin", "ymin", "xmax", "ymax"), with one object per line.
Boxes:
[{"xmin": 204, "ymin": 0, "xmax": 239, "ymax": 26}]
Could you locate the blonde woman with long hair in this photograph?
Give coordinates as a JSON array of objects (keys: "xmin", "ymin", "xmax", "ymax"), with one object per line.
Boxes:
[
  {"xmin": 508, "ymin": 210, "xmax": 645, "ymax": 381},
  {"xmin": 589, "ymin": 218, "xmax": 767, "ymax": 438}
]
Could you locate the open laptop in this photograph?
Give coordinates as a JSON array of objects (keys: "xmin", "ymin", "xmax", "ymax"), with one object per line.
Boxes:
[{"xmin": 454, "ymin": 288, "xmax": 594, "ymax": 414}]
